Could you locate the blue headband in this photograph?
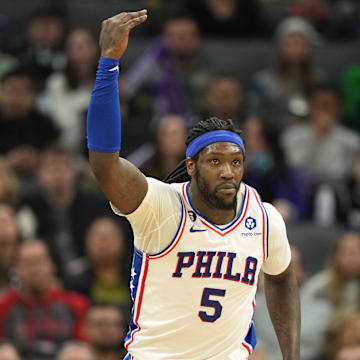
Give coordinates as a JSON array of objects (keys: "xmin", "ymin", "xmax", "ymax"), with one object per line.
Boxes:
[{"xmin": 186, "ymin": 130, "xmax": 245, "ymax": 158}]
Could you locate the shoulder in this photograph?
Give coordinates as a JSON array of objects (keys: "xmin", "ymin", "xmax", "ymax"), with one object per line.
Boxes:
[
  {"xmin": 0, "ymin": 289, "xmax": 20, "ymax": 318},
  {"xmin": 282, "ymin": 124, "xmax": 310, "ymax": 140},
  {"xmin": 263, "ymin": 202, "xmax": 288, "ymax": 240},
  {"xmin": 0, "ymin": 288, "xmax": 19, "ymax": 304},
  {"xmin": 335, "ymin": 125, "xmax": 360, "ymax": 144},
  {"xmin": 46, "ymin": 72, "xmax": 67, "ymax": 90},
  {"xmin": 301, "ymin": 270, "xmax": 331, "ymax": 299},
  {"xmin": 111, "ymin": 177, "xmax": 183, "ymax": 218},
  {"xmin": 143, "ymin": 177, "xmax": 184, "ymax": 202},
  {"xmin": 50, "ymin": 289, "xmax": 89, "ymax": 311},
  {"xmin": 263, "ymin": 202, "xmax": 284, "ymax": 222}
]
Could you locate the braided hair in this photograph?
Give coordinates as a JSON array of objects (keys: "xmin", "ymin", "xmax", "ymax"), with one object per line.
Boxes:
[{"xmin": 163, "ymin": 117, "xmax": 243, "ymax": 184}]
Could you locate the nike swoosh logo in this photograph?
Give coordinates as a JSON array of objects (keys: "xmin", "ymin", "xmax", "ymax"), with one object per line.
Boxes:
[
  {"xmin": 109, "ymin": 65, "xmax": 119, "ymax": 72},
  {"xmin": 190, "ymin": 225, "xmax": 207, "ymax": 233}
]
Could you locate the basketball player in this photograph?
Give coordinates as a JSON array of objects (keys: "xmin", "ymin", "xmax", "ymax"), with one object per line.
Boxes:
[{"xmin": 87, "ymin": 10, "xmax": 300, "ymax": 360}]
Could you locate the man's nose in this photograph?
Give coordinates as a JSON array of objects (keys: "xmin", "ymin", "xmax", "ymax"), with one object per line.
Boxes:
[{"xmin": 220, "ymin": 163, "xmax": 234, "ymax": 179}]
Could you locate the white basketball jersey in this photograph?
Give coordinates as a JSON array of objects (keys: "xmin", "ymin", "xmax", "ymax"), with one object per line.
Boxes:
[{"xmin": 124, "ymin": 181, "xmax": 270, "ymax": 360}]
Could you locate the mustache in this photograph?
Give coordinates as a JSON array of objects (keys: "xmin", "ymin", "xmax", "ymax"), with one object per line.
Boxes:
[{"xmin": 215, "ymin": 181, "xmax": 239, "ymax": 190}]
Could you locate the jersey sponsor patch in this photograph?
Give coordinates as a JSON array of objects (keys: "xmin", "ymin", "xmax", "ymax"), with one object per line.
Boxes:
[{"xmin": 245, "ymin": 216, "xmax": 256, "ymax": 230}]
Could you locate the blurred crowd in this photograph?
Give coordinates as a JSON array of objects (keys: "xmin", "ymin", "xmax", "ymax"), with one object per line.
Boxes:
[{"xmin": 0, "ymin": 0, "xmax": 359, "ymax": 359}]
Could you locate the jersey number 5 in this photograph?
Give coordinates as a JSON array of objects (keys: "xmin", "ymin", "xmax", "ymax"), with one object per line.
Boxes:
[{"xmin": 199, "ymin": 287, "xmax": 226, "ymax": 323}]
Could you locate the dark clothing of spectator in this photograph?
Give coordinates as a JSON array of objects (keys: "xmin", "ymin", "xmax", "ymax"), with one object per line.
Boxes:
[
  {"xmin": 0, "ymin": 109, "xmax": 60, "ymax": 154},
  {"xmin": 0, "ymin": 288, "xmax": 88, "ymax": 360},
  {"xmin": 244, "ymin": 165, "xmax": 311, "ymax": 220},
  {"xmin": 345, "ymin": 176, "xmax": 360, "ymax": 228},
  {"xmin": 185, "ymin": 0, "xmax": 268, "ymax": 38},
  {"xmin": 4, "ymin": 40, "xmax": 65, "ymax": 91},
  {"xmin": 64, "ymin": 266, "xmax": 130, "ymax": 308},
  {"xmin": 23, "ymin": 188, "xmax": 113, "ymax": 277}
]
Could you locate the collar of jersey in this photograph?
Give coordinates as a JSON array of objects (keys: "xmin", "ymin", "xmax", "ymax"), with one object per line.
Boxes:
[{"xmin": 184, "ymin": 181, "xmax": 249, "ymax": 234}]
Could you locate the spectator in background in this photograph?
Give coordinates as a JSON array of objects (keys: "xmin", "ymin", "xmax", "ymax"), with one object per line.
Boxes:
[
  {"xmin": 139, "ymin": 114, "xmax": 187, "ymax": 180},
  {"xmin": 22, "ymin": 145, "xmax": 110, "ymax": 277},
  {"xmin": 0, "ymin": 158, "xmax": 20, "ymax": 208},
  {"xmin": 0, "ymin": 341, "xmax": 21, "ymax": 360},
  {"xmin": 56, "ymin": 341, "xmax": 95, "ymax": 360},
  {"xmin": 255, "ymin": 244, "xmax": 330, "ymax": 360},
  {"xmin": 281, "ymin": 84, "xmax": 360, "ymax": 183},
  {"xmin": 0, "ymin": 157, "xmax": 38, "ymax": 239},
  {"xmin": 85, "ymin": 304, "xmax": 127, "ymax": 360},
  {"xmin": 324, "ymin": 0, "xmax": 360, "ymax": 39},
  {"xmin": 287, "ymin": 0, "xmax": 360, "ymax": 40},
  {"xmin": 345, "ymin": 152, "xmax": 360, "ymax": 229},
  {"xmin": 250, "ymin": 17, "xmax": 324, "ymax": 131},
  {"xmin": 204, "ymin": 75, "xmax": 247, "ymax": 128},
  {"xmin": 120, "ymin": 14, "xmax": 211, "ymax": 134},
  {"xmin": 342, "ymin": 63, "xmax": 360, "ymax": 131},
  {"xmin": 323, "ymin": 310, "xmax": 360, "ymax": 360},
  {"xmin": 0, "ymin": 69, "xmax": 60, "ymax": 177},
  {"xmin": 184, "ymin": 0, "xmax": 268, "ymax": 38},
  {"xmin": 64, "ymin": 217, "xmax": 130, "ymax": 309},
  {"xmin": 0, "ymin": 204, "xmax": 20, "ymax": 295},
  {"xmin": 40, "ymin": 28, "xmax": 98, "ymax": 156},
  {"xmin": 302, "ymin": 231, "xmax": 360, "ymax": 315},
  {"xmin": 288, "ymin": 0, "xmax": 331, "ymax": 36},
  {"xmin": 4, "ymin": 7, "xmax": 66, "ymax": 90},
  {"xmin": 0, "ymin": 240, "xmax": 89, "ymax": 360},
  {"xmin": 242, "ymin": 116, "xmax": 310, "ymax": 221},
  {"xmin": 335, "ymin": 343, "xmax": 360, "ymax": 360}
]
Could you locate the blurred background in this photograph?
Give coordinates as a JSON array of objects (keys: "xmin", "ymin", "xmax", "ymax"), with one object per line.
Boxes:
[{"xmin": 0, "ymin": 0, "xmax": 359, "ymax": 359}]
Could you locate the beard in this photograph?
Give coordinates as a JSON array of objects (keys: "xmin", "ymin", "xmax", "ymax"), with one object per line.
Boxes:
[{"xmin": 195, "ymin": 170, "xmax": 239, "ymax": 211}]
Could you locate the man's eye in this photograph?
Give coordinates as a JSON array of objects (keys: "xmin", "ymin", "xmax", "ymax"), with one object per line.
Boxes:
[
  {"xmin": 211, "ymin": 159, "xmax": 219, "ymax": 165},
  {"xmin": 233, "ymin": 160, "xmax": 241, "ymax": 166}
]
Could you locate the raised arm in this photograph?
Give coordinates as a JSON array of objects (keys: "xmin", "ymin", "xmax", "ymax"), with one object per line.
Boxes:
[
  {"xmin": 87, "ymin": 10, "xmax": 148, "ymax": 214},
  {"xmin": 264, "ymin": 262, "xmax": 301, "ymax": 360}
]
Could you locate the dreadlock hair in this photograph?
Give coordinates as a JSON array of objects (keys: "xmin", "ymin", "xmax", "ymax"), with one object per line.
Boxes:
[{"xmin": 163, "ymin": 117, "xmax": 243, "ymax": 184}]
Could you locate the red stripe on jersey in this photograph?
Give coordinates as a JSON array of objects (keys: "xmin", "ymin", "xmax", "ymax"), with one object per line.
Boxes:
[
  {"xmin": 252, "ymin": 189, "xmax": 266, "ymax": 262},
  {"xmin": 125, "ymin": 254, "xmax": 149, "ymax": 350},
  {"xmin": 242, "ymin": 342, "xmax": 252, "ymax": 356},
  {"xmin": 182, "ymin": 182, "xmax": 189, "ymax": 205}
]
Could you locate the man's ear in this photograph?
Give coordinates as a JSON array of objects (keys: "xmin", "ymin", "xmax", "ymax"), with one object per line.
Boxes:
[{"xmin": 186, "ymin": 158, "xmax": 195, "ymax": 177}]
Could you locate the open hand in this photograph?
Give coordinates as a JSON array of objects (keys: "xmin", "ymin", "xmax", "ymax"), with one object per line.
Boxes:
[{"xmin": 99, "ymin": 9, "xmax": 147, "ymax": 60}]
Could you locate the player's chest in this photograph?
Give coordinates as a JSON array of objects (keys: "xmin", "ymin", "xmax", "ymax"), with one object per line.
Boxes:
[{"xmin": 163, "ymin": 208, "xmax": 266, "ymax": 284}]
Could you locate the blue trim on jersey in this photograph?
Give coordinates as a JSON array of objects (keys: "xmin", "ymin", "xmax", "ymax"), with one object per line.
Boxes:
[
  {"xmin": 148, "ymin": 194, "xmax": 184, "ymax": 257},
  {"xmin": 264, "ymin": 204, "xmax": 269, "ymax": 259},
  {"xmin": 185, "ymin": 182, "xmax": 247, "ymax": 231},
  {"xmin": 253, "ymin": 188, "xmax": 269, "ymax": 259},
  {"xmin": 244, "ymin": 321, "xmax": 257, "ymax": 349},
  {"xmin": 125, "ymin": 250, "xmax": 143, "ymax": 345},
  {"xmin": 123, "ymin": 354, "xmax": 132, "ymax": 360}
]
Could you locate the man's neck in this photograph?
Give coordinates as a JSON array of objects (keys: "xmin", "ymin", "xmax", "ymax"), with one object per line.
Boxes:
[{"xmin": 188, "ymin": 184, "xmax": 236, "ymax": 225}]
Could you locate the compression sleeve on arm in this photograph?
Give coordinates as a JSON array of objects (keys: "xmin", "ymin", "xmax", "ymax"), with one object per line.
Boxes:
[{"xmin": 86, "ymin": 57, "xmax": 121, "ymax": 153}]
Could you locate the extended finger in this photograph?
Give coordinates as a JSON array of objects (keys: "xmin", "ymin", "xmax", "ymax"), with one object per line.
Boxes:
[
  {"xmin": 124, "ymin": 14, "xmax": 147, "ymax": 30},
  {"xmin": 124, "ymin": 9, "xmax": 147, "ymax": 19},
  {"xmin": 111, "ymin": 9, "xmax": 147, "ymax": 22}
]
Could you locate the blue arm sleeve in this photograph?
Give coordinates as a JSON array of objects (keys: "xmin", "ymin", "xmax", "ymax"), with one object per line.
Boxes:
[{"xmin": 86, "ymin": 57, "xmax": 121, "ymax": 152}]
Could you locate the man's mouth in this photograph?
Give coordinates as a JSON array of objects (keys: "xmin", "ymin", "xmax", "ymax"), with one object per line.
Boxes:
[{"xmin": 216, "ymin": 183, "xmax": 237, "ymax": 195}]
